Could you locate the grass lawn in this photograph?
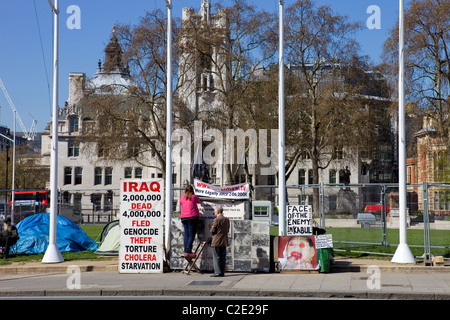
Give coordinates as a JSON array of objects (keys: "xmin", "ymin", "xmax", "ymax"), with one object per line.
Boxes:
[
  {"xmin": 2, "ymin": 224, "xmax": 448, "ymax": 265},
  {"xmin": 270, "ymin": 226, "xmax": 450, "ymax": 258}
]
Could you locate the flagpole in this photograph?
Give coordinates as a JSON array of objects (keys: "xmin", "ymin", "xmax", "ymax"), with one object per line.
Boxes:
[
  {"xmin": 392, "ymin": 0, "xmax": 415, "ymax": 264},
  {"xmin": 43, "ymin": 0, "xmax": 63, "ymax": 263},
  {"xmin": 278, "ymin": 0, "xmax": 286, "ymax": 236},
  {"xmin": 164, "ymin": 0, "xmax": 173, "ymax": 254}
]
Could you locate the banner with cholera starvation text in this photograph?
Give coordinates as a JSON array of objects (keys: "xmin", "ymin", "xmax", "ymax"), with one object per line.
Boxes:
[{"xmin": 119, "ymin": 179, "xmax": 164, "ymax": 273}]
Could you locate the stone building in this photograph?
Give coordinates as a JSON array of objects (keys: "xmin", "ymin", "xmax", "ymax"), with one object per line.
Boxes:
[
  {"xmin": 40, "ymin": 28, "xmax": 151, "ymax": 219},
  {"xmin": 40, "ymin": 0, "xmax": 397, "ymax": 221},
  {"xmin": 407, "ymin": 115, "xmax": 449, "ymax": 216}
]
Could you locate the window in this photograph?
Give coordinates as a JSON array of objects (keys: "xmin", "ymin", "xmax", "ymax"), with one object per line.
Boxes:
[
  {"xmin": 124, "ymin": 167, "xmax": 132, "ymax": 179},
  {"xmin": 63, "ymin": 191, "xmax": 70, "ymax": 204},
  {"xmin": 91, "ymin": 194, "xmax": 102, "ymax": 211},
  {"xmin": 73, "ymin": 194, "xmax": 82, "ymax": 214},
  {"xmin": 332, "ymin": 147, "xmax": 343, "ymax": 159},
  {"xmin": 298, "ymin": 169, "xmax": 305, "ymax": 185},
  {"xmin": 268, "ymin": 174, "xmax": 275, "ymax": 185},
  {"xmin": 69, "ymin": 117, "xmax": 79, "ymax": 133},
  {"xmin": 435, "ymin": 191, "xmax": 450, "ymax": 210},
  {"xmin": 105, "ymin": 167, "xmax": 113, "ymax": 185},
  {"xmin": 68, "ymin": 140, "xmax": 80, "ymax": 157},
  {"xmin": 329, "ymin": 170, "xmax": 336, "ymax": 184},
  {"xmin": 97, "ymin": 144, "xmax": 110, "ymax": 158},
  {"xmin": 64, "ymin": 167, "xmax": 72, "ymax": 185},
  {"xmin": 74, "ymin": 167, "xmax": 83, "ymax": 185},
  {"xmin": 308, "ymin": 169, "xmax": 313, "ymax": 185},
  {"xmin": 407, "ymin": 167, "xmax": 412, "ymax": 184},
  {"xmin": 94, "ymin": 167, "xmax": 102, "ymax": 185},
  {"xmin": 127, "ymin": 142, "xmax": 140, "ymax": 158},
  {"xmin": 329, "ymin": 195, "xmax": 337, "ymax": 211},
  {"xmin": 135, "ymin": 167, "xmax": 143, "ymax": 179}
]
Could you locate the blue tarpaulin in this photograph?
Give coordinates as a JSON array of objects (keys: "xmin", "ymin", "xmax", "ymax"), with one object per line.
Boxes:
[{"xmin": 11, "ymin": 213, "xmax": 98, "ymax": 254}]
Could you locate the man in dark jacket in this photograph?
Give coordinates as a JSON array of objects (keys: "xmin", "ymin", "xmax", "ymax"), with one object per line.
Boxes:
[
  {"xmin": 0, "ymin": 217, "xmax": 19, "ymax": 259},
  {"xmin": 210, "ymin": 205, "xmax": 230, "ymax": 277}
]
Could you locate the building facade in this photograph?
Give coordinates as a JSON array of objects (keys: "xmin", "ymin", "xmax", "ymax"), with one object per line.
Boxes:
[
  {"xmin": 407, "ymin": 115, "xmax": 449, "ymax": 216},
  {"xmin": 40, "ymin": 0, "xmax": 398, "ymax": 220}
]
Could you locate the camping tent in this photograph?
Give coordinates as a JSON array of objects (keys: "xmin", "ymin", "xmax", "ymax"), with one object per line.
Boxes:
[
  {"xmin": 95, "ymin": 220, "xmax": 119, "ymax": 255},
  {"xmin": 11, "ymin": 212, "xmax": 98, "ymax": 254}
]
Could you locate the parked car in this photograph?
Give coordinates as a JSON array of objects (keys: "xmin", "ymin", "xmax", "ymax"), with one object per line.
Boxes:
[{"xmin": 357, "ymin": 213, "xmax": 377, "ymax": 228}]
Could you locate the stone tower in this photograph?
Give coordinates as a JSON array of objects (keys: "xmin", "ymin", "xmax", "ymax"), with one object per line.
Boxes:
[{"xmin": 178, "ymin": 0, "xmax": 229, "ymax": 118}]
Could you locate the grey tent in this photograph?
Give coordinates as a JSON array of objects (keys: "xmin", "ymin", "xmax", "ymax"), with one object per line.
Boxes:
[{"xmin": 95, "ymin": 220, "xmax": 119, "ymax": 255}]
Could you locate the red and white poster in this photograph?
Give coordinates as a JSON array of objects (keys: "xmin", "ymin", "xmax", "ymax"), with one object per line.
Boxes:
[
  {"xmin": 119, "ymin": 179, "xmax": 164, "ymax": 273},
  {"xmin": 277, "ymin": 236, "xmax": 319, "ymax": 271}
]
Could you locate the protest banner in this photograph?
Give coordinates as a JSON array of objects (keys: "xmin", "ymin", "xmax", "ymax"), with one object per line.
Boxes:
[
  {"xmin": 193, "ymin": 179, "xmax": 249, "ymax": 200},
  {"xmin": 119, "ymin": 179, "xmax": 164, "ymax": 273},
  {"xmin": 286, "ymin": 205, "xmax": 313, "ymax": 236},
  {"xmin": 198, "ymin": 200, "xmax": 246, "ymax": 220}
]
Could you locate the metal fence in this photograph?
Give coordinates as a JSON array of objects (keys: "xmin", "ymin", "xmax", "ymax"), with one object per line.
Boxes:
[
  {"xmin": 1, "ymin": 182, "xmax": 449, "ymax": 259},
  {"xmin": 253, "ymin": 182, "xmax": 450, "ymax": 259}
]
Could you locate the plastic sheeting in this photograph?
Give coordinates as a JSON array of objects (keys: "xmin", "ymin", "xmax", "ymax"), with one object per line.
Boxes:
[{"xmin": 11, "ymin": 213, "xmax": 98, "ymax": 254}]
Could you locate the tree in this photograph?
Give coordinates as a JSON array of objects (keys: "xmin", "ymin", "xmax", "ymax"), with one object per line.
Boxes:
[
  {"xmin": 0, "ymin": 146, "xmax": 49, "ymax": 196},
  {"xmin": 383, "ymin": 0, "xmax": 450, "ymax": 152},
  {"xmin": 80, "ymin": 10, "xmax": 184, "ymax": 175},
  {"xmin": 179, "ymin": 0, "xmax": 276, "ymax": 184},
  {"xmin": 283, "ymin": 0, "xmax": 390, "ymax": 211}
]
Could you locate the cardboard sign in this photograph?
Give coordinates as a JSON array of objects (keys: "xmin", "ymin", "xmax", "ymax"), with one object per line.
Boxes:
[
  {"xmin": 315, "ymin": 234, "xmax": 333, "ymax": 249},
  {"xmin": 286, "ymin": 205, "xmax": 313, "ymax": 236},
  {"xmin": 119, "ymin": 179, "xmax": 164, "ymax": 273}
]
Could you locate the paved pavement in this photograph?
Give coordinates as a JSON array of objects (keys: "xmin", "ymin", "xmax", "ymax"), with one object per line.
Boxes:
[{"xmin": 0, "ymin": 257, "xmax": 449, "ymax": 300}]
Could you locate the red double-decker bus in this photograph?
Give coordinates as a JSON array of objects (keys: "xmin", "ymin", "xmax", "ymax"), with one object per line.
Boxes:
[
  {"xmin": 11, "ymin": 190, "xmax": 50, "ymax": 206},
  {"xmin": 9, "ymin": 190, "xmax": 50, "ymax": 222}
]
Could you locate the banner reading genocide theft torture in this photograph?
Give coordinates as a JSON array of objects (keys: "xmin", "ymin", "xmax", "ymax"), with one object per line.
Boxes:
[{"xmin": 119, "ymin": 179, "xmax": 164, "ymax": 273}]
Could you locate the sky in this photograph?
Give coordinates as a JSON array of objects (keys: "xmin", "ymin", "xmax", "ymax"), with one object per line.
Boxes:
[{"xmin": 0, "ymin": 0, "xmax": 407, "ymax": 133}]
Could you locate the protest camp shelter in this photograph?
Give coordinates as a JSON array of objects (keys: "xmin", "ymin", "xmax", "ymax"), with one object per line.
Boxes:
[
  {"xmin": 95, "ymin": 220, "xmax": 119, "ymax": 255},
  {"xmin": 11, "ymin": 212, "xmax": 98, "ymax": 254}
]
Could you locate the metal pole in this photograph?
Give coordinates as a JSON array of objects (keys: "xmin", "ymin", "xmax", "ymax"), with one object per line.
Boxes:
[
  {"xmin": 422, "ymin": 182, "xmax": 431, "ymax": 259},
  {"xmin": 43, "ymin": 0, "xmax": 63, "ymax": 263},
  {"xmin": 391, "ymin": 0, "xmax": 415, "ymax": 263},
  {"xmin": 381, "ymin": 185, "xmax": 388, "ymax": 246},
  {"xmin": 164, "ymin": 0, "xmax": 173, "ymax": 253},
  {"xmin": 11, "ymin": 111, "xmax": 16, "ymax": 224},
  {"xmin": 278, "ymin": 0, "xmax": 286, "ymax": 236}
]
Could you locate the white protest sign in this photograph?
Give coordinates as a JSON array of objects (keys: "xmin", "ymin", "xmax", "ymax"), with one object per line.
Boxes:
[
  {"xmin": 315, "ymin": 234, "xmax": 333, "ymax": 249},
  {"xmin": 193, "ymin": 179, "xmax": 249, "ymax": 200},
  {"xmin": 119, "ymin": 179, "xmax": 164, "ymax": 273},
  {"xmin": 198, "ymin": 200, "xmax": 246, "ymax": 220},
  {"xmin": 286, "ymin": 205, "xmax": 313, "ymax": 236}
]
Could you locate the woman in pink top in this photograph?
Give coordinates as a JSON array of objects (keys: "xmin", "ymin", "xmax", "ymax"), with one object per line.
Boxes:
[{"xmin": 179, "ymin": 185, "xmax": 201, "ymax": 256}]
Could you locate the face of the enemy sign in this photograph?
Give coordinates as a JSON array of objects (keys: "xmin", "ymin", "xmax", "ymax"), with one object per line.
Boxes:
[
  {"xmin": 119, "ymin": 179, "xmax": 164, "ymax": 273},
  {"xmin": 286, "ymin": 205, "xmax": 313, "ymax": 236}
]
